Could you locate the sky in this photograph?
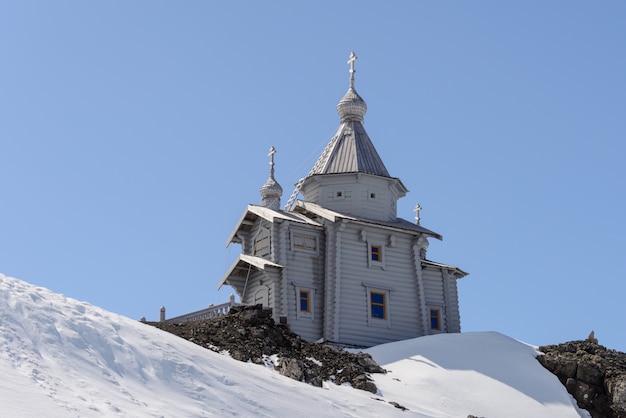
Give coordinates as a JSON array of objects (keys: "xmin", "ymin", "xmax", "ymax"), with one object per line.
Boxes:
[
  {"xmin": 0, "ymin": 273, "xmax": 586, "ymax": 417},
  {"xmin": 1, "ymin": 2, "xmax": 625, "ymax": 352}
]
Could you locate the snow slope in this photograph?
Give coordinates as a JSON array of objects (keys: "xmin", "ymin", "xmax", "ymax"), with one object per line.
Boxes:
[{"xmin": 0, "ymin": 274, "xmax": 587, "ymax": 417}]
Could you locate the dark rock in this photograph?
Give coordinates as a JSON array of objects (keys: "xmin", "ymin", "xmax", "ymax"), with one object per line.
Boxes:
[
  {"xmin": 356, "ymin": 352, "xmax": 386, "ymax": 373},
  {"xmin": 146, "ymin": 305, "xmax": 385, "ymax": 393},
  {"xmin": 577, "ymin": 361, "xmax": 605, "ymax": 387},
  {"xmin": 351, "ymin": 374, "xmax": 377, "ymax": 394},
  {"xmin": 538, "ymin": 340, "xmax": 626, "ymax": 418}
]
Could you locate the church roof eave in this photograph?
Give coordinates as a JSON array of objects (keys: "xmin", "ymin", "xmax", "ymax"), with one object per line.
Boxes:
[
  {"xmin": 226, "ymin": 204, "xmax": 324, "ymax": 246},
  {"xmin": 294, "ymin": 200, "xmax": 442, "ymax": 240},
  {"xmin": 217, "ymin": 254, "xmax": 283, "ymax": 290},
  {"xmin": 421, "ymin": 259, "xmax": 468, "ymax": 279}
]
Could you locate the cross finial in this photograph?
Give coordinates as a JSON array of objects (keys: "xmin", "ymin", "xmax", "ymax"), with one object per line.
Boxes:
[
  {"xmin": 268, "ymin": 146, "xmax": 277, "ymax": 178},
  {"xmin": 413, "ymin": 203, "xmax": 422, "ymax": 225},
  {"xmin": 347, "ymin": 52, "xmax": 357, "ymax": 89}
]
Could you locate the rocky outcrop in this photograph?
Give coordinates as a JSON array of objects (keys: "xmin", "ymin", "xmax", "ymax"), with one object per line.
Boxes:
[
  {"xmin": 147, "ymin": 305, "xmax": 384, "ymax": 394},
  {"xmin": 538, "ymin": 340, "xmax": 626, "ymax": 418}
]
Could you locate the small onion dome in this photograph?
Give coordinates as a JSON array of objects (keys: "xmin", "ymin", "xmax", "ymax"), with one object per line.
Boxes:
[
  {"xmin": 260, "ymin": 176, "xmax": 283, "ymax": 210},
  {"xmin": 337, "ymin": 87, "xmax": 367, "ymax": 123},
  {"xmin": 260, "ymin": 146, "xmax": 283, "ymax": 210}
]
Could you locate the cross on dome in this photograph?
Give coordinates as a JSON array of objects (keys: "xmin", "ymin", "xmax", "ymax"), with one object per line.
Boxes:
[
  {"xmin": 260, "ymin": 146, "xmax": 282, "ymax": 210},
  {"xmin": 348, "ymin": 52, "xmax": 357, "ymax": 88},
  {"xmin": 268, "ymin": 146, "xmax": 277, "ymax": 175},
  {"xmin": 336, "ymin": 51, "xmax": 367, "ymax": 123}
]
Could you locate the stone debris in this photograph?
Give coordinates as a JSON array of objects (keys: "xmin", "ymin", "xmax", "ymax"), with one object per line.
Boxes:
[{"xmin": 147, "ymin": 305, "xmax": 384, "ymax": 393}]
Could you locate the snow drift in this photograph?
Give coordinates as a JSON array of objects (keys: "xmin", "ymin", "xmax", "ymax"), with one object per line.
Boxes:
[{"xmin": 0, "ymin": 273, "xmax": 587, "ymax": 417}]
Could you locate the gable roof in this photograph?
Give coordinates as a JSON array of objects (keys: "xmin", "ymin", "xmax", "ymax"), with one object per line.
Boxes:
[
  {"xmin": 294, "ymin": 200, "xmax": 443, "ymax": 240},
  {"xmin": 217, "ymin": 254, "xmax": 283, "ymax": 290}
]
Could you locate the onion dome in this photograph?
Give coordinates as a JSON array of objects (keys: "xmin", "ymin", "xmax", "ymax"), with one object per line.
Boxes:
[
  {"xmin": 336, "ymin": 52, "xmax": 367, "ymax": 123},
  {"xmin": 260, "ymin": 146, "xmax": 283, "ymax": 210}
]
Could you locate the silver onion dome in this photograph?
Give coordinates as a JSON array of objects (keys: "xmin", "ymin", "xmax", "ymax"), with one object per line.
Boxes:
[
  {"xmin": 336, "ymin": 52, "xmax": 367, "ymax": 123},
  {"xmin": 260, "ymin": 146, "xmax": 283, "ymax": 210}
]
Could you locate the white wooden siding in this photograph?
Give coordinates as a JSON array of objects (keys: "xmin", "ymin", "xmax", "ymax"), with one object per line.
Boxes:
[
  {"xmin": 283, "ymin": 223, "xmax": 325, "ymax": 341},
  {"xmin": 444, "ymin": 272, "xmax": 461, "ymax": 333},
  {"xmin": 423, "ymin": 268, "xmax": 445, "ymax": 306},
  {"xmin": 304, "ymin": 174, "xmax": 399, "ymax": 222},
  {"xmin": 323, "ymin": 222, "xmax": 340, "ymax": 342},
  {"xmin": 332, "ymin": 224, "xmax": 423, "ymax": 347},
  {"xmin": 240, "ymin": 270, "xmax": 268, "ymax": 305}
]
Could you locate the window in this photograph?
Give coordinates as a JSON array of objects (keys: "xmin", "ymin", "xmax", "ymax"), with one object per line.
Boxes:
[
  {"xmin": 293, "ymin": 234, "xmax": 316, "ymax": 251},
  {"xmin": 367, "ymin": 241, "xmax": 385, "ymax": 269},
  {"xmin": 299, "ymin": 290, "xmax": 310, "ymax": 312},
  {"xmin": 370, "ymin": 292, "xmax": 386, "ymax": 319},
  {"xmin": 292, "ymin": 283, "xmax": 315, "ymax": 319},
  {"xmin": 363, "ymin": 284, "xmax": 392, "ymax": 326},
  {"xmin": 371, "ymin": 245, "xmax": 381, "ymax": 262},
  {"xmin": 290, "ymin": 229, "xmax": 319, "ymax": 254},
  {"xmin": 327, "ymin": 189, "xmax": 350, "ymax": 200},
  {"xmin": 254, "ymin": 227, "xmax": 270, "ymax": 257},
  {"xmin": 430, "ymin": 309, "xmax": 441, "ymax": 330}
]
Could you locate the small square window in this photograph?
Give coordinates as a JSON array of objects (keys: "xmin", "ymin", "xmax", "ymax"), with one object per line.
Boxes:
[
  {"xmin": 367, "ymin": 242, "xmax": 386, "ymax": 269},
  {"xmin": 430, "ymin": 309, "xmax": 440, "ymax": 330},
  {"xmin": 336, "ymin": 191, "xmax": 343, "ymax": 197},
  {"xmin": 370, "ymin": 192, "xmax": 376, "ymax": 199},
  {"xmin": 370, "ymin": 292, "xmax": 386, "ymax": 319}
]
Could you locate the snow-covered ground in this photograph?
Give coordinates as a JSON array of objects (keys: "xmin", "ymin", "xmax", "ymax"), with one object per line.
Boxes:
[{"xmin": 0, "ymin": 273, "xmax": 588, "ymax": 417}]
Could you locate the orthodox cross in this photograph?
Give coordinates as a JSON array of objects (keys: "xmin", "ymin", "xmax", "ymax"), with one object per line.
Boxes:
[
  {"xmin": 413, "ymin": 203, "xmax": 422, "ymax": 225},
  {"xmin": 348, "ymin": 51, "xmax": 357, "ymax": 88},
  {"xmin": 268, "ymin": 146, "xmax": 276, "ymax": 178}
]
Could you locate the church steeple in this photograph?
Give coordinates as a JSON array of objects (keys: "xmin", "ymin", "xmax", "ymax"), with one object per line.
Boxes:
[
  {"xmin": 308, "ymin": 52, "xmax": 391, "ymax": 178},
  {"xmin": 260, "ymin": 146, "xmax": 283, "ymax": 210},
  {"xmin": 287, "ymin": 52, "xmax": 407, "ymax": 221}
]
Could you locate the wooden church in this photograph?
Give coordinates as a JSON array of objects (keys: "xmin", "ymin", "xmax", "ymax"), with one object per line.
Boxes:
[{"xmin": 218, "ymin": 53, "xmax": 467, "ymax": 347}]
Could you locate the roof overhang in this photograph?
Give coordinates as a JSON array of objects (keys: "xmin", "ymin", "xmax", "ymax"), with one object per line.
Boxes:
[
  {"xmin": 293, "ymin": 200, "xmax": 442, "ymax": 240},
  {"xmin": 226, "ymin": 204, "xmax": 323, "ymax": 246},
  {"xmin": 421, "ymin": 259, "xmax": 468, "ymax": 279},
  {"xmin": 217, "ymin": 254, "xmax": 283, "ymax": 290}
]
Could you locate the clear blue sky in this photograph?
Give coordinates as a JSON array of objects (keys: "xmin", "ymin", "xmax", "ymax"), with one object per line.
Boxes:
[{"xmin": 1, "ymin": 1, "xmax": 625, "ymax": 351}]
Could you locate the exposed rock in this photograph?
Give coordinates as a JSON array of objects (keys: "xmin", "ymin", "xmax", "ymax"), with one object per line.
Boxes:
[
  {"xmin": 147, "ymin": 305, "xmax": 385, "ymax": 393},
  {"xmin": 278, "ymin": 358, "xmax": 304, "ymax": 381},
  {"xmin": 538, "ymin": 340, "xmax": 626, "ymax": 418},
  {"xmin": 588, "ymin": 331, "xmax": 599, "ymax": 345},
  {"xmin": 389, "ymin": 401, "xmax": 408, "ymax": 411}
]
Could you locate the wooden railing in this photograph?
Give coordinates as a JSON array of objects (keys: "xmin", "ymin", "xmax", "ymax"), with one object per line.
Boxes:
[{"xmin": 162, "ymin": 295, "xmax": 241, "ymax": 323}]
